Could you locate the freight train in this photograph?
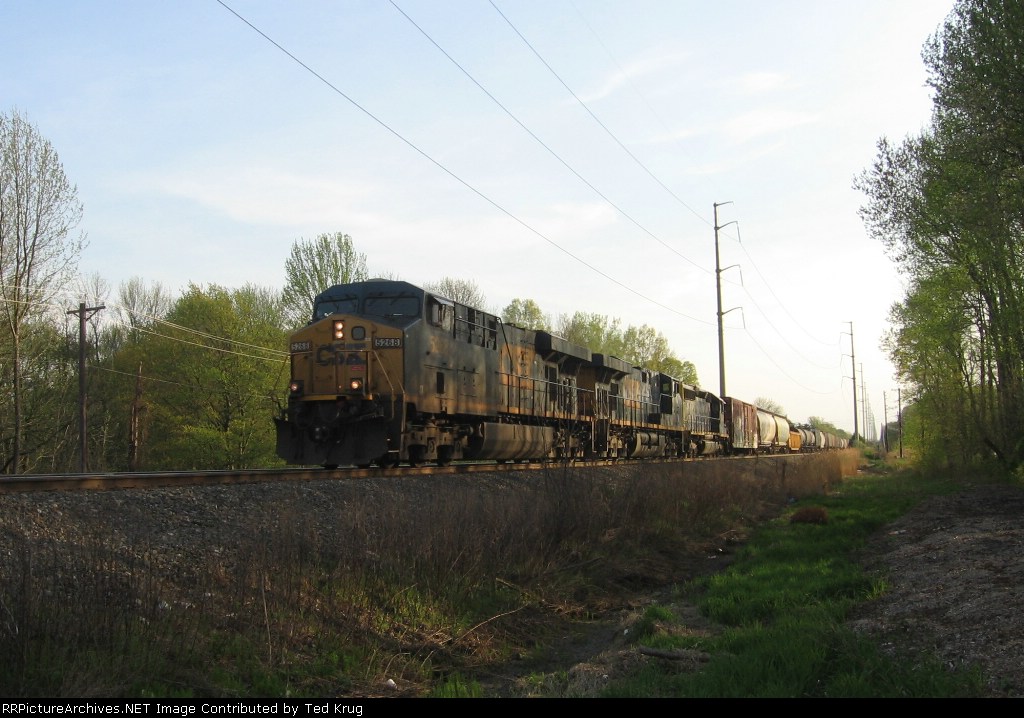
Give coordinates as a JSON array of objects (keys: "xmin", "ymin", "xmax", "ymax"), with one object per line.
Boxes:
[{"xmin": 274, "ymin": 279, "xmax": 847, "ymax": 468}]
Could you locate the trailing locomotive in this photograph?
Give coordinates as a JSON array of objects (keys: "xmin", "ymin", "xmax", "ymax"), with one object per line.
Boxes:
[{"xmin": 274, "ymin": 279, "xmax": 846, "ymax": 468}]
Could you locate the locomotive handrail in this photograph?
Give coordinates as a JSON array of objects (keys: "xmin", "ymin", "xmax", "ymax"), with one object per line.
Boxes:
[
  {"xmin": 369, "ymin": 349, "xmax": 404, "ymax": 419},
  {"xmin": 369, "ymin": 349, "xmax": 403, "ymax": 393}
]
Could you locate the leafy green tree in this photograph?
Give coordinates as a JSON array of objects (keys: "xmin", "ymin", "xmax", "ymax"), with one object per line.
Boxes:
[
  {"xmin": 555, "ymin": 311, "xmax": 696, "ymax": 383},
  {"xmin": 807, "ymin": 416, "xmax": 847, "ymax": 440},
  {"xmin": 857, "ymin": 0, "xmax": 1024, "ymax": 469},
  {"xmin": 883, "ymin": 269, "xmax": 990, "ymax": 466},
  {"xmin": 135, "ymin": 283, "xmax": 288, "ymax": 470},
  {"xmin": 621, "ymin": 324, "xmax": 697, "ymax": 383},
  {"xmin": 557, "ymin": 312, "xmax": 625, "ymax": 358},
  {"xmin": 0, "ymin": 109, "xmax": 85, "ymax": 472},
  {"xmin": 501, "ymin": 298, "xmax": 550, "ymax": 330},
  {"xmin": 659, "ymin": 356, "xmax": 698, "ymax": 386},
  {"xmin": 281, "ymin": 232, "xmax": 368, "ymax": 328}
]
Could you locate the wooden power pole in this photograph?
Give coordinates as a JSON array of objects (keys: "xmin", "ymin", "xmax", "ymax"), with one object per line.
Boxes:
[{"xmin": 67, "ymin": 301, "xmax": 105, "ymax": 472}]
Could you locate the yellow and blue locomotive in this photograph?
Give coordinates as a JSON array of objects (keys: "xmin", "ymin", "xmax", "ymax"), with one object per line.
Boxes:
[{"xmin": 274, "ymin": 279, "xmax": 729, "ymax": 467}]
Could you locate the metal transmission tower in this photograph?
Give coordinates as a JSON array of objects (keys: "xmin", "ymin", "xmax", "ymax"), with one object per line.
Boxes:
[
  {"xmin": 843, "ymin": 322, "xmax": 859, "ymax": 443},
  {"xmin": 713, "ymin": 201, "xmax": 740, "ymax": 399}
]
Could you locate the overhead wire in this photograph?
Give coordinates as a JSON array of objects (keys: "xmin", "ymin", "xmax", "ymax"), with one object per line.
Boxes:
[
  {"xmin": 506, "ymin": 1, "xmax": 844, "ymax": 355},
  {"xmin": 488, "ymin": 0, "xmax": 707, "ymax": 225},
  {"xmin": 388, "ymin": 0, "xmax": 709, "ymax": 274},
  {"xmin": 2, "ymin": 286, "xmax": 289, "ymax": 363},
  {"xmin": 213, "ymin": 1, "xmax": 850, "ymax": 402},
  {"xmin": 488, "ymin": 2, "xmax": 845, "ymax": 382},
  {"xmin": 214, "ymin": 0, "xmax": 712, "ymax": 326}
]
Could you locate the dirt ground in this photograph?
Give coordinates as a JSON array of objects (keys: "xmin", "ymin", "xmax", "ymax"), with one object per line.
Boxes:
[
  {"xmin": 847, "ymin": 480, "xmax": 1024, "ymax": 698},
  {"xmin": 487, "ymin": 478, "xmax": 1024, "ymax": 698}
]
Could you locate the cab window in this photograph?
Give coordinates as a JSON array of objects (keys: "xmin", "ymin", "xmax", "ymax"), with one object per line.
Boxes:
[
  {"xmin": 313, "ymin": 297, "xmax": 358, "ymax": 319},
  {"xmin": 364, "ymin": 295, "xmax": 420, "ymax": 318}
]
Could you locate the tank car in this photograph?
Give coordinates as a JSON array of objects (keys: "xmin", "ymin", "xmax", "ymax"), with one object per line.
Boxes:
[{"xmin": 756, "ymin": 407, "xmax": 791, "ymax": 453}]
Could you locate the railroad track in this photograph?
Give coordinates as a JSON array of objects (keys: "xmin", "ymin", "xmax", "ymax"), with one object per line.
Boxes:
[
  {"xmin": 0, "ymin": 459, "xmax": 641, "ymax": 493},
  {"xmin": 0, "ymin": 453, "xmax": 791, "ymax": 494}
]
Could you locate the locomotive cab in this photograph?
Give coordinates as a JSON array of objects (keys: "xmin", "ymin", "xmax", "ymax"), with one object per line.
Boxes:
[{"xmin": 276, "ymin": 281, "xmax": 425, "ymax": 468}]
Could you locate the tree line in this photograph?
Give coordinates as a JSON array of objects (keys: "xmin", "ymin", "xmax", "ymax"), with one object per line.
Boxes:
[
  {"xmin": 1, "ymin": 109, "xmax": 707, "ymax": 473},
  {"xmin": 858, "ymin": 0, "xmax": 1024, "ymax": 471}
]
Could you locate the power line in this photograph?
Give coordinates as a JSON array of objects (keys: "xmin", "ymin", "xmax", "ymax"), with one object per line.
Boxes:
[
  {"xmin": 389, "ymin": 0, "xmax": 708, "ymax": 273},
  {"xmin": 214, "ymin": 0, "xmax": 712, "ymax": 325},
  {"xmin": 489, "ymin": 0, "xmax": 706, "ymax": 225},
  {"xmin": 486, "ymin": 3, "xmax": 845, "ymax": 366}
]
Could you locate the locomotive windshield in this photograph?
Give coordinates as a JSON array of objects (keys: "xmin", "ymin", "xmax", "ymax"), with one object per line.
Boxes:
[
  {"xmin": 313, "ymin": 296, "xmax": 359, "ymax": 320},
  {"xmin": 310, "ymin": 281, "xmax": 424, "ymax": 325},
  {"xmin": 312, "ymin": 294, "xmax": 420, "ymax": 321}
]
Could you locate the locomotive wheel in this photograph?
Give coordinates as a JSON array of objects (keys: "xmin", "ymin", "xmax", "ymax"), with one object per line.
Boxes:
[
  {"xmin": 376, "ymin": 452, "xmax": 400, "ymax": 468},
  {"xmin": 408, "ymin": 445, "xmax": 426, "ymax": 467},
  {"xmin": 436, "ymin": 446, "xmax": 454, "ymax": 467}
]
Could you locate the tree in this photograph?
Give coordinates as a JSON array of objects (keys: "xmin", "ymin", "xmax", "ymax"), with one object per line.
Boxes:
[
  {"xmin": 856, "ymin": 0, "xmax": 1024, "ymax": 469},
  {"xmin": 424, "ymin": 277, "xmax": 487, "ymax": 309},
  {"xmin": 281, "ymin": 232, "xmax": 369, "ymax": 328},
  {"xmin": 116, "ymin": 277, "xmax": 173, "ymax": 335},
  {"xmin": 135, "ymin": 283, "xmax": 288, "ymax": 470},
  {"xmin": 555, "ymin": 312, "xmax": 697, "ymax": 383},
  {"xmin": 0, "ymin": 109, "xmax": 85, "ymax": 472},
  {"xmin": 501, "ymin": 297, "xmax": 550, "ymax": 330},
  {"xmin": 557, "ymin": 312, "xmax": 625, "ymax": 357},
  {"xmin": 807, "ymin": 416, "xmax": 846, "ymax": 440},
  {"xmin": 755, "ymin": 397, "xmax": 786, "ymax": 415},
  {"xmin": 659, "ymin": 356, "xmax": 699, "ymax": 386},
  {"xmin": 621, "ymin": 324, "xmax": 697, "ymax": 383}
]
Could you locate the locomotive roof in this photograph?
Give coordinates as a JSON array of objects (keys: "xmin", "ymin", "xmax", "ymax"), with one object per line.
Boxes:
[{"xmin": 314, "ymin": 279, "xmax": 426, "ymax": 305}]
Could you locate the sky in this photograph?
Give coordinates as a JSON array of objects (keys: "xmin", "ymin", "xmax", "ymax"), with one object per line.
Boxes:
[{"xmin": 2, "ymin": 0, "xmax": 956, "ymax": 438}]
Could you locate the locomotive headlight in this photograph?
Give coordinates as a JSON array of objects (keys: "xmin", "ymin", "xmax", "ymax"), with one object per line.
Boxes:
[
  {"xmin": 333, "ymin": 320, "xmax": 345, "ymax": 340},
  {"xmin": 348, "ymin": 378, "xmax": 363, "ymax": 392},
  {"xmin": 289, "ymin": 380, "xmax": 304, "ymax": 395}
]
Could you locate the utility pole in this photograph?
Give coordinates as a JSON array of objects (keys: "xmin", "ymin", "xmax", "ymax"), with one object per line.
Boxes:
[
  {"xmin": 714, "ymin": 201, "xmax": 739, "ymax": 399},
  {"xmin": 67, "ymin": 302, "xmax": 105, "ymax": 472},
  {"xmin": 897, "ymin": 387, "xmax": 904, "ymax": 459},
  {"xmin": 860, "ymin": 362, "xmax": 867, "ymax": 442},
  {"xmin": 129, "ymin": 363, "xmax": 145, "ymax": 471},
  {"xmin": 883, "ymin": 391, "xmax": 889, "ymax": 454},
  {"xmin": 845, "ymin": 321, "xmax": 859, "ymax": 444}
]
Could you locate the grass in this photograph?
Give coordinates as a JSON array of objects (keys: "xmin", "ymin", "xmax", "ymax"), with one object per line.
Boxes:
[
  {"xmin": 600, "ymin": 465, "xmax": 989, "ymax": 698},
  {"xmin": 0, "ymin": 449, "xmax": 996, "ymax": 698}
]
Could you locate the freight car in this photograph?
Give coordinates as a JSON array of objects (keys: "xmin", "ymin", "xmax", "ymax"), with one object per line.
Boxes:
[{"xmin": 274, "ymin": 279, "xmax": 845, "ymax": 468}]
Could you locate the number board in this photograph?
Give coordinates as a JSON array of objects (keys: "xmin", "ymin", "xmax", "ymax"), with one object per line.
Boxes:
[{"xmin": 373, "ymin": 337, "xmax": 403, "ymax": 348}]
